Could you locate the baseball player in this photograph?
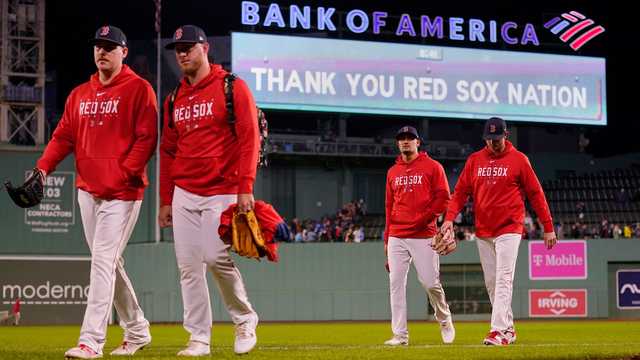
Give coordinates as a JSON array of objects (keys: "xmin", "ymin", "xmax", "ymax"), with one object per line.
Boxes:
[
  {"xmin": 35, "ymin": 26, "xmax": 157, "ymax": 358},
  {"xmin": 439, "ymin": 117, "xmax": 556, "ymax": 346},
  {"xmin": 158, "ymin": 25, "xmax": 260, "ymax": 356},
  {"xmin": 383, "ymin": 126, "xmax": 455, "ymax": 346}
]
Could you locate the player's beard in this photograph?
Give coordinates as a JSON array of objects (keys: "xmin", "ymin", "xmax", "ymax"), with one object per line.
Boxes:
[
  {"xmin": 401, "ymin": 149, "xmax": 416, "ymax": 157},
  {"xmin": 180, "ymin": 56, "xmax": 203, "ymax": 77}
]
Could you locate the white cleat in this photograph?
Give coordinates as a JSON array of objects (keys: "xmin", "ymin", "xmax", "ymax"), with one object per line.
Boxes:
[
  {"xmin": 177, "ymin": 341, "xmax": 210, "ymax": 357},
  {"xmin": 234, "ymin": 314, "xmax": 259, "ymax": 354},
  {"xmin": 110, "ymin": 338, "xmax": 151, "ymax": 356},
  {"xmin": 440, "ymin": 318, "xmax": 456, "ymax": 344},
  {"xmin": 384, "ymin": 336, "xmax": 409, "ymax": 346},
  {"xmin": 64, "ymin": 344, "xmax": 102, "ymax": 359}
]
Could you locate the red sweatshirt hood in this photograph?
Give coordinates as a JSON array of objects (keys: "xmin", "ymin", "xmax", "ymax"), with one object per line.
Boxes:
[
  {"xmin": 394, "ymin": 151, "xmax": 429, "ymax": 165},
  {"xmin": 89, "ymin": 64, "xmax": 137, "ymax": 90},
  {"xmin": 483, "ymin": 140, "xmax": 515, "ymax": 159},
  {"xmin": 179, "ymin": 64, "xmax": 227, "ymax": 90}
]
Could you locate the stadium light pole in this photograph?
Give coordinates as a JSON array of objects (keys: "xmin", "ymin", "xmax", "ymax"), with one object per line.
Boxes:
[{"xmin": 154, "ymin": 0, "xmax": 162, "ymax": 244}]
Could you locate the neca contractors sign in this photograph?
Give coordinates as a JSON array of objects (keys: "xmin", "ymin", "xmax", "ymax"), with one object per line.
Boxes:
[{"xmin": 241, "ymin": 2, "xmax": 605, "ymax": 51}]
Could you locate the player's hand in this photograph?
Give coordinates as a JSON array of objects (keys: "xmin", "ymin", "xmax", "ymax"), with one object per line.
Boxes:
[
  {"xmin": 384, "ymin": 243, "xmax": 389, "ymax": 272},
  {"xmin": 37, "ymin": 168, "xmax": 47, "ymax": 180},
  {"xmin": 158, "ymin": 205, "xmax": 172, "ymax": 228},
  {"xmin": 237, "ymin": 193, "xmax": 255, "ymax": 212},
  {"xmin": 543, "ymin": 232, "xmax": 557, "ymax": 249},
  {"xmin": 440, "ymin": 220, "xmax": 454, "ymax": 236}
]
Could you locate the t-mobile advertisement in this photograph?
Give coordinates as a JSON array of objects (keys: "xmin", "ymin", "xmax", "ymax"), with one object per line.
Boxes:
[
  {"xmin": 0, "ymin": 256, "xmax": 90, "ymax": 325},
  {"xmin": 529, "ymin": 240, "xmax": 587, "ymax": 280}
]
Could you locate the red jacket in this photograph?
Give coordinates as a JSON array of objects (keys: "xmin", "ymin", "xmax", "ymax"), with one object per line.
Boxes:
[
  {"xmin": 384, "ymin": 152, "xmax": 450, "ymax": 244},
  {"xmin": 159, "ymin": 65, "xmax": 259, "ymax": 205},
  {"xmin": 37, "ymin": 65, "xmax": 158, "ymax": 200},
  {"xmin": 445, "ymin": 141, "xmax": 553, "ymax": 238}
]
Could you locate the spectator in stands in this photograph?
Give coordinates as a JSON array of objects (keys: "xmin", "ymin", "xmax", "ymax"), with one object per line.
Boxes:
[
  {"xmin": 600, "ymin": 218, "xmax": 612, "ymax": 238},
  {"xmin": 306, "ymin": 225, "xmax": 318, "ymax": 242},
  {"xmin": 555, "ymin": 222, "xmax": 564, "ymax": 240},
  {"xmin": 357, "ymin": 199, "xmax": 367, "ymax": 216},
  {"xmin": 353, "ymin": 225, "xmax": 365, "ymax": 243},
  {"xmin": 616, "ymin": 188, "xmax": 630, "ymax": 204},
  {"xmin": 523, "ymin": 212, "xmax": 534, "ymax": 232},
  {"xmin": 623, "ymin": 224, "xmax": 632, "ymax": 239},
  {"xmin": 613, "ymin": 224, "xmax": 622, "ymax": 239},
  {"xmin": 571, "ymin": 222, "xmax": 582, "ymax": 239},
  {"xmin": 292, "ymin": 218, "xmax": 302, "ymax": 234},
  {"xmin": 634, "ymin": 223, "xmax": 640, "ymax": 238}
]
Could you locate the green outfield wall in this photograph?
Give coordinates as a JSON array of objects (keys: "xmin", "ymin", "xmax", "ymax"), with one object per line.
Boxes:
[
  {"xmin": 121, "ymin": 240, "xmax": 639, "ymax": 322},
  {"xmin": 1, "ymin": 151, "xmax": 639, "ymax": 324}
]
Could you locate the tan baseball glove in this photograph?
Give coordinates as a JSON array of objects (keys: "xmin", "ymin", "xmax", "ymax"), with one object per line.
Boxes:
[
  {"xmin": 432, "ymin": 227, "xmax": 457, "ymax": 256},
  {"xmin": 231, "ymin": 210, "xmax": 267, "ymax": 260}
]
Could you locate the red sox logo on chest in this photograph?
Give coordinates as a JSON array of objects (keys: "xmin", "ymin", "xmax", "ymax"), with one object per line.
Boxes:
[
  {"xmin": 476, "ymin": 162, "xmax": 510, "ymax": 185},
  {"xmin": 79, "ymin": 94, "xmax": 121, "ymax": 127},
  {"xmin": 393, "ymin": 172, "xmax": 424, "ymax": 193},
  {"xmin": 173, "ymin": 98, "xmax": 215, "ymax": 131}
]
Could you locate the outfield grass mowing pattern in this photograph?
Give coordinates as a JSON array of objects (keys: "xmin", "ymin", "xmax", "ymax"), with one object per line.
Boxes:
[{"xmin": 1, "ymin": 320, "xmax": 639, "ymax": 359}]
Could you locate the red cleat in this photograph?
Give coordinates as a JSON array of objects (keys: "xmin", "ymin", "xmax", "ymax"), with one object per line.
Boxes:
[{"xmin": 483, "ymin": 330, "xmax": 509, "ymax": 346}]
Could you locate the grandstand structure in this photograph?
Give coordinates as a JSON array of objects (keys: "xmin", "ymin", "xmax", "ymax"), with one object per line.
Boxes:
[
  {"xmin": 0, "ymin": 0, "xmax": 45, "ymax": 146},
  {"xmin": 544, "ymin": 168, "xmax": 640, "ymax": 225}
]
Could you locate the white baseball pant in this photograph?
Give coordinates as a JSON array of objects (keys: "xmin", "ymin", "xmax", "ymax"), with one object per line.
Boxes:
[
  {"xmin": 172, "ymin": 186, "xmax": 256, "ymax": 345},
  {"xmin": 388, "ymin": 237, "xmax": 452, "ymax": 338},
  {"xmin": 476, "ymin": 233, "xmax": 521, "ymax": 332},
  {"xmin": 77, "ymin": 189, "xmax": 150, "ymax": 353}
]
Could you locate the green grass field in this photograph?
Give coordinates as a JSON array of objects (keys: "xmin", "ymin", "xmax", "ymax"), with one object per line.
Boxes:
[{"xmin": 1, "ymin": 320, "xmax": 640, "ymax": 359}]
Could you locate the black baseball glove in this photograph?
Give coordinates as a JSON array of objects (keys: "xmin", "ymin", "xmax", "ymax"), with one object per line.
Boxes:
[{"xmin": 4, "ymin": 168, "xmax": 45, "ymax": 208}]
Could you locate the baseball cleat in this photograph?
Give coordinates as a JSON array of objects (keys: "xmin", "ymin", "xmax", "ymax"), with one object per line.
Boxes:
[
  {"xmin": 64, "ymin": 344, "xmax": 102, "ymax": 359},
  {"xmin": 504, "ymin": 328, "xmax": 517, "ymax": 344},
  {"xmin": 110, "ymin": 338, "xmax": 151, "ymax": 356},
  {"xmin": 234, "ymin": 313, "xmax": 259, "ymax": 354},
  {"xmin": 384, "ymin": 336, "xmax": 409, "ymax": 346},
  {"xmin": 177, "ymin": 341, "xmax": 210, "ymax": 357},
  {"xmin": 440, "ymin": 318, "xmax": 456, "ymax": 344},
  {"xmin": 483, "ymin": 330, "xmax": 509, "ymax": 346}
]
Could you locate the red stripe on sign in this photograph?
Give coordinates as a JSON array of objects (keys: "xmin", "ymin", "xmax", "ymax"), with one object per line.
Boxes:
[
  {"xmin": 570, "ymin": 11, "xmax": 586, "ymax": 19},
  {"xmin": 560, "ymin": 19, "xmax": 594, "ymax": 42},
  {"xmin": 562, "ymin": 13, "xmax": 578, "ymax": 22},
  {"xmin": 570, "ymin": 26, "xmax": 605, "ymax": 50}
]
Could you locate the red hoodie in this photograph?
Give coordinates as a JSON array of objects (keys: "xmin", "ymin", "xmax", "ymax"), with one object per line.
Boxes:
[
  {"xmin": 159, "ymin": 65, "xmax": 259, "ymax": 205},
  {"xmin": 37, "ymin": 65, "xmax": 158, "ymax": 200},
  {"xmin": 384, "ymin": 152, "xmax": 451, "ymax": 244},
  {"xmin": 445, "ymin": 141, "xmax": 553, "ymax": 238}
]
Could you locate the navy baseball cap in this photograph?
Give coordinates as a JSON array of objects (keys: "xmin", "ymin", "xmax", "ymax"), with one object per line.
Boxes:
[
  {"xmin": 90, "ymin": 25, "xmax": 127, "ymax": 47},
  {"xmin": 395, "ymin": 125, "xmax": 420, "ymax": 140},
  {"xmin": 483, "ymin": 117, "xmax": 507, "ymax": 140},
  {"xmin": 165, "ymin": 25, "xmax": 207, "ymax": 49}
]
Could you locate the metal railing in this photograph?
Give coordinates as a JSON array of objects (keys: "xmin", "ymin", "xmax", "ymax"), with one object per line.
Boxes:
[{"xmin": 268, "ymin": 134, "xmax": 473, "ymax": 160}]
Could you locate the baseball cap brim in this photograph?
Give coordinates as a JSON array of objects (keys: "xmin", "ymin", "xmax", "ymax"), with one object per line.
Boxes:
[
  {"xmin": 483, "ymin": 133, "xmax": 506, "ymax": 140},
  {"xmin": 395, "ymin": 132, "xmax": 418, "ymax": 140},
  {"xmin": 165, "ymin": 40, "xmax": 200, "ymax": 50},
  {"xmin": 90, "ymin": 37, "xmax": 126, "ymax": 47}
]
